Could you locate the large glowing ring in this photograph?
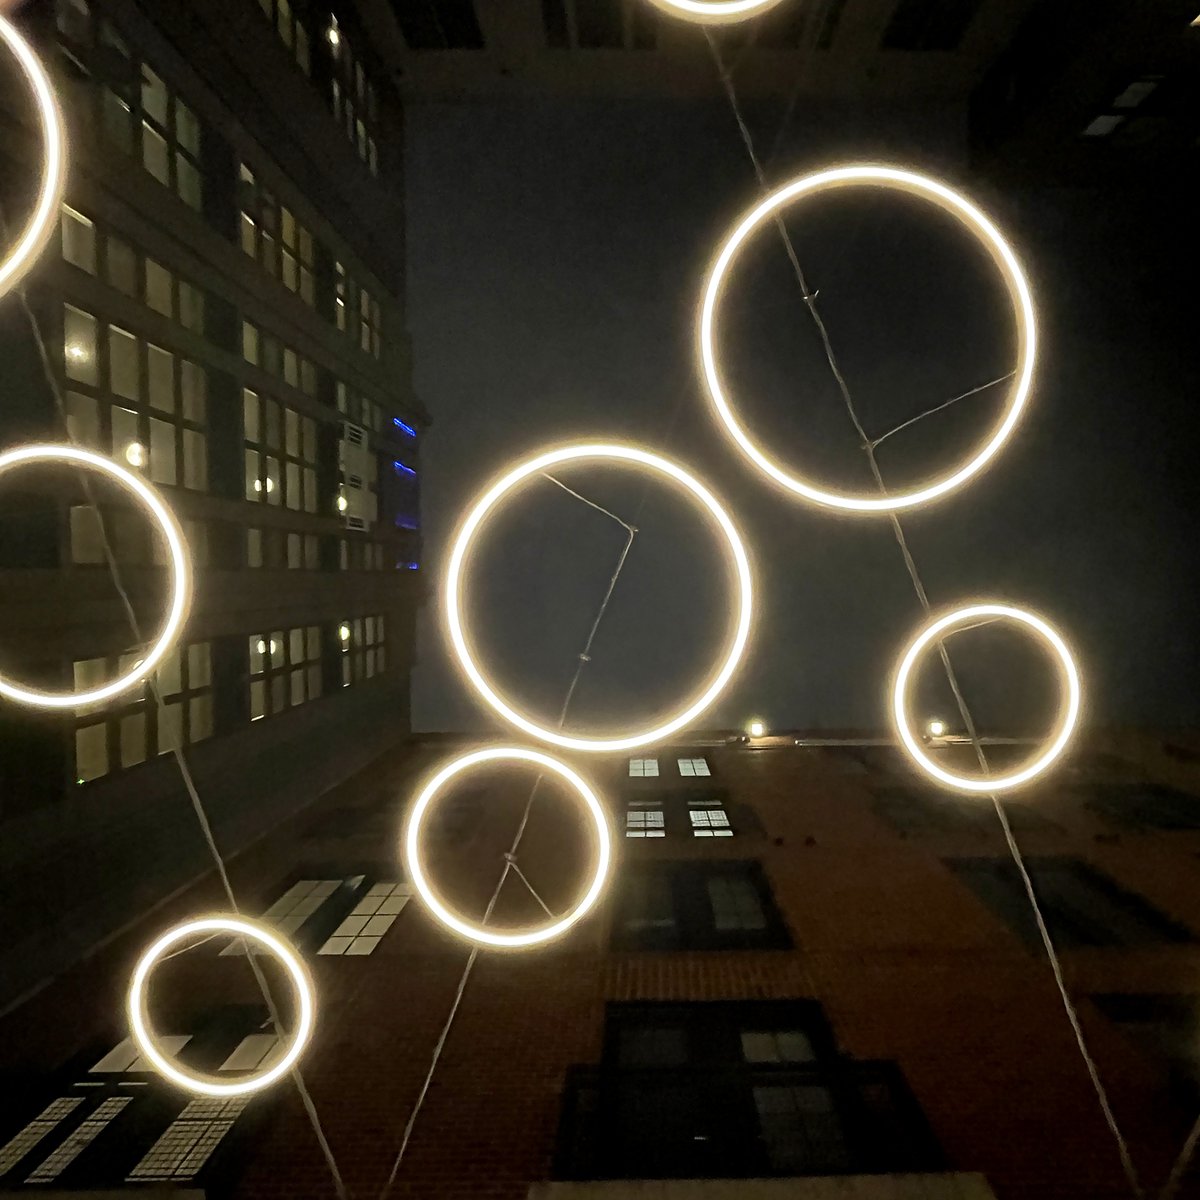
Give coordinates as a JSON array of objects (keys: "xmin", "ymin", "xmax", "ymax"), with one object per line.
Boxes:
[
  {"xmin": 0, "ymin": 15, "xmax": 68, "ymax": 299},
  {"xmin": 891, "ymin": 603, "xmax": 1081, "ymax": 793},
  {"xmin": 699, "ymin": 164, "xmax": 1037, "ymax": 513},
  {"xmin": 644, "ymin": 0, "xmax": 787, "ymax": 23},
  {"xmin": 446, "ymin": 442, "xmax": 753, "ymax": 752},
  {"xmin": 404, "ymin": 747, "xmax": 613, "ymax": 949},
  {"xmin": 128, "ymin": 915, "xmax": 315, "ymax": 1097},
  {"xmin": 0, "ymin": 445, "xmax": 190, "ymax": 709}
]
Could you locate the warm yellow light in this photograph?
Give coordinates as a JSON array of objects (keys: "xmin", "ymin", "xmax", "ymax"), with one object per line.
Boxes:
[
  {"xmin": 0, "ymin": 445, "xmax": 190, "ymax": 709},
  {"xmin": 927, "ymin": 718, "xmax": 947, "ymax": 737},
  {"xmin": 128, "ymin": 915, "xmax": 314, "ymax": 1097},
  {"xmin": 256, "ymin": 639, "xmax": 267, "ymax": 655},
  {"xmin": 65, "ymin": 342, "xmax": 89, "ymax": 363},
  {"xmin": 891, "ymin": 603, "xmax": 1081, "ymax": 793},
  {"xmin": 699, "ymin": 165, "xmax": 1037, "ymax": 513},
  {"xmin": 339, "ymin": 624, "xmax": 351, "ymax": 642},
  {"xmin": 327, "ymin": 22, "xmax": 341, "ymax": 46},
  {"xmin": 749, "ymin": 719, "xmax": 765, "ymax": 737},
  {"xmin": 644, "ymin": 0, "xmax": 787, "ymax": 22},
  {"xmin": 404, "ymin": 747, "xmax": 612, "ymax": 949},
  {"xmin": 336, "ymin": 495, "xmax": 348, "ymax": 512},
  {"xmin": 124, "ymin": 441, "xmax": 146, "ymax": 468},
  {"xmin": 445, "ymin": 442, "xmax": 754, "ymax": 753},
  {"xmin": 0, "ymin": 16, "xmax": 68, "ymax": 300}
]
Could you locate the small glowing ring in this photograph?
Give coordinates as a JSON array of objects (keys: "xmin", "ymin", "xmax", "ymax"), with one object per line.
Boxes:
[
  {"xmin": 404, "ymin": 747, "xmax": 613, "ymax": 949},
  {"xmin": 0, "ymin": 445, "xmax": 190, "ymax": 709},
  {"xmin": 128, "ymin": 915, "xmax": 315, "ymax": 1097},
  {"xmin": 0, "ymin": 15, "xmax": 68, "ymax": 299},
  {"xmin": 644, "ymin": 0, "xmax": 787, "ymax": 23},
  {"xmin": 446, "ymin": 442, "xmax": 753, "ymax": 752},
  {"xmin": 699, "ymin": 164, "xmax": 1037, "ymax": 513},
  {"xmin": 891, "ymin": 603, "xmax": 1081, "ymax": 793}
]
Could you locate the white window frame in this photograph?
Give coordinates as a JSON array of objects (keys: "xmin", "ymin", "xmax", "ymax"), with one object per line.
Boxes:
[
  {"xmin": 628, "ymin": 757, "xmax": 659, "ymax": 778},
  {"xmin": 677, "ymin": 757, "xmax": 711, "ymax": 778}
]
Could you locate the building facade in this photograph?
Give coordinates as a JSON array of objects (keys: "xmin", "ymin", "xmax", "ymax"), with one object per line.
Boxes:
[
  {"xmin": 1, "ymin": 728, "xmax": 1200, "ymax": 1197},
  {"xmin": 0, "ymin": 0, "xmax": 425, "ymax": 1011}
]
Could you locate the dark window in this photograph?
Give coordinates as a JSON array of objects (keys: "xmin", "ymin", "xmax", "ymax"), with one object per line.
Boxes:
[
  {"xmin": 554, "ymin": 1002, "xmax": 939, "ymax": 1180},
  {"xmin": 871, "ymin": 786, "xmax": 1058, "ymax": 836},
  {"xmin": 612, "ymin": 861, "xmax": 790, "ymax": 951},
  {"xmin": 881, "ymin": 0, "xmax": 983, "ymax": 51},
  {"xmin": 390, "ymin": 0, "xmax": 484, "ymax": 49},
  {"xmin": 946, "ymin": 857, "xmax": 1192, "ymax": 949},
  {"xmin": 1085, "ymin": 784, "xmax": 1200, "ymax": 831}
]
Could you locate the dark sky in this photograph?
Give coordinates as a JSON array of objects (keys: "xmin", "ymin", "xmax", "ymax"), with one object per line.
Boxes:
[{"xmin": 404, "ymin": 94, "xmax": 1200, "ymax": 738}]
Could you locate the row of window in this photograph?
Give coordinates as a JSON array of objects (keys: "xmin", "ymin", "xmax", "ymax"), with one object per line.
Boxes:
[
  {"xmin": 72, "ymin": 618, "xmax": 388, "ymax": 784},
  {"xmin": 629, "ymin": 756, "xmax": 710, "ymax": 778},
  {"xmin": 239, "ymin": 165, "xmax": 317, "ymax": 307}
]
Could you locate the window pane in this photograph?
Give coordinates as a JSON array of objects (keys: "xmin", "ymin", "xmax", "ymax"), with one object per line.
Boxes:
[
  {"xmin": 120, "ymin": 712, "xmax": 146, "ymax": 767},
  {"xmin": 141, "ymin": 66, "xmax": 168, "ymax": 125},
  {"xmin": 149, "ymin": 418, "xmax": 177, "ymax": 486},
  {"xmin": 190, "ymin": 694, "xmax": 212, "ymax": 741},
  {"xmin": 147, "ymin": 343, "xmax": 174, "ymax": 412},
  {"xmin": 179, "ymin": 281, "xmax": 204, "ymax": 333},
  {"xmin": 156, "ymin": 646, "xmax": 182, "ymax": 696},
  {"xmin": 103, "ymin": 89, "xmax": 133, "ymax": 153},
  {"xmin": 109, "ymin": 327, "xmax": 139, "ymax": 400},
  {"xmin": 247, "ymin": 528, "xmax": 263, "ymax": 568},
  {"xmin": 106, "ymin": 236, "xmax": 137, "ymax": 296},
  {"xmin": 176, "ymin": 100, "xmax": 201, "ymax": 156},
  {"xmin": 285, "ymin": 461, "xmax": 300, "ymax": 510},
  {"xmin": 146, "ymin": 259, "xmax": 172, "ymax": 315},
  {"xmin": 65, "ymin": 392, "xmax": 100, "ymax": 448},
  {"xmin": 158, "ymin": 701, "xmax": 182, "ymax": 753},
  {"xmin": 189, "ymin": 643, "xmax": 211, "ymax": 689},
  {"xmin": 142, "ymin": 122, "xmax": 170, "ymax": 185},
  {"xmin": 181, "ymin": 361, "xmax": 206, "ymax": 423},
  {"xmin": 285, "ymin": 408, "xmax": 300, "ymax": 457},
  {"xmin": 75, "ymin": 723, "xmax": 108, "ymax": 782},
  {"xmin": 182, "ymin": 430, "xmax": 206, "ymax": 491},
  {"xmin": 111, "ymin": 405, "xmax": 139, "ymax": 462},
  {"xmin": 64, "ymin": 305, "xmax": 98, "ymax": 385},
  {"xmin": 177, "ymin": 154, "xmax": 202, "ymax": 211},
  {"xmin": 61, "ymin": 207, "xmax": 96, "ymax": 273},
  {"xmin": 245, "ymin": 449, "xmax": 261, "ymax": 501},
  {"xmin": 265, "ymin": 456, "xmax": 281, "ymax": 505}
]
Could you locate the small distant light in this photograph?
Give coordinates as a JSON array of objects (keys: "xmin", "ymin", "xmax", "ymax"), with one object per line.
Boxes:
[
  {"xmin": 400, "ymin": 561, "xmax": 419, "ymax": 571},
  {"xmin": 336, "ymin": 495, "xmax": 348, "ymax": 512},
  {"xmin": 256, "ymin": 639, "xmax": 267, "ymax": 655},
  {"xmin": 748, "ymin": 720, "xmax": 765, "ymax": 738},
  {"xmin": 66, "ymin": 342, "xmax": 89, "ymax": 362},
  {"xmin": 124, "ymin": 441, "xmax": 146, "ymax": 468},
  {"xmin": 327, "ymin": 23, "xmax": 341, "ymax": 46},
  {"xmin": 393, "ymin": 461, "xmax": 416, "ymax": 477},
  {"xmin": 393, "ymin": 418, "xmax": 417, "ymax": 438},
  {"xmin": 76, "ymin": 777, "xmax": 85, "ymax": 786},
  {"xmin": 269, "ymin": 640, "xmax": 278, "ymax": 655},
  {"xmin": 339, "ymin": 624, "xmax": 351, "ymax": 642},
  {"xmin": 927, "ymin": 719, "xmax": 947, "ymax": 738}
]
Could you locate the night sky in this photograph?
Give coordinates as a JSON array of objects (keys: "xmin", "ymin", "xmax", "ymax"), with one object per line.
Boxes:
[{"xmin": 404, "ymin": 93, "xmax": 1200, "ymax": 738}]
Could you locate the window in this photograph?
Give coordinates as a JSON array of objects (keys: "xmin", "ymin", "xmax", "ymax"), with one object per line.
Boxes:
[
  {"xmin": 947, "ymin": 857, "xmax": 1192, "ymax": 948},
  {"xmin": 72, "ymin": 642, "xmax": 213, "ymax": 785},
  {"xmin": 1085, "ymin": 784, "xmax": 1200, "ymax": 831},
  {"xmin": 318, "ymin": 882, "xmax": 411, "ymax": 955},
  {"xmin": 335, "ymin": 263, "xmax": 383, "ymax": 357},
  {"xmin": 328, "ymin": 21, "xmax": 381, "ymax": 174},
  {"xmin": 62, "ymin": 304, "xmax": 207, "ymax": 493},
  {"xmin": 554, "ymin": 1002, "xmax": 936, "ymax": 1181},
  {"xmin": 0, "ymin": 1099, "xmax": 84, "ymax": 1176},
  {"xmin": 23, "ymin": 1097, "xmax": 132, "ymax": 1182},
  {"xmin": 253, "ymin": 0, "xmax": 311, "ymax": 73},
  {"xmin": 690, "ymin": 806, "xmax": 733, "ymax": 837},
  {"xmin": 870, "ymin": 786, "xmax": 1057, "ymax": 835},
  {"xmin": 242, "ymin": 320, "xmax": 318, "ymax": 396},
  {"xmin": 90, "ymin": 1036, "xmax": 191, "ymax": 1073},
  {"xmin": 243, "ymin": 389, "xmax": 318, "ymax": 512},
  {"xmin": 612, "ymin": 862, "xmax": 789, "ymax": 951},
  {"xmin": 677, "ymin": 757, "xmax": 711, "ymax": 778},
  {"xmin": 340, "ymin": 615, "xmax": 386, "ymax": 686},
  {"xmin": 881, "ymin": 0, "xmax": 983, "ymax": 51},
  {"xmin": 248, "ymin": 627, "xmax": 322, "ymax": 720},
  {"xmin": 629, "ymin": 757, "xmax": 659, "ymax": 778},
  {"xmin": 127, "ymin": 1096, "xmax": 247, "ymax": 1182},
  {"xmin": 239, "ymin": 165, "xmax": 316, "ymax": 305},
  {"xmin": 61, "ymin": 205, "xmax": 96, "ymax": 273},
  {"xmin": 625, "ymin": 803, "xmax": 665, "ymax": 839}
]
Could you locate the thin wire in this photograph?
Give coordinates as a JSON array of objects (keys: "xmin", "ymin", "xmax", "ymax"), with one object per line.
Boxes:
[
  {"xmin": 869, "ymin": 371, "xmax": 1016, "ymax": 449},
  {"xmin": 506, "ymin": 856, "xmax": 557, "ymax": 920},
  {"xmin": 705, "ymin": 32, "xmax": 1145, "ymax": 1199},
  {"xmin": 1159, "ymin": 1116, "xmax": 1200, "ymax": 1200},
  {"xmin": 541, "ymin": 472, "xmax": 638, "ymax": 534},
  {"xmin": 378, "ymin": 497, "xmax": 637, "ymax": 1200},
  {"xmin": 12, "ymin": 278, "xmax": 349, "ymax": 1200}
]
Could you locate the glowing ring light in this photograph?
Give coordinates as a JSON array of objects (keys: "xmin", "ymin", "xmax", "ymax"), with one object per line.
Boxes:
[
  {"xmin": 699, "ymin": 164, "xmax": 1037, "ymax": 513},
  {"xmin": 0, "ymin": 445, "xmax": 190, "ymax": 709},
  {"xmin": 644, "ymin": 0, "xmax": 787, "ymax": 23},
  {"xmin": 446, "ymin": 442, "xmax": 753, "ymax": 752},
  {"xmin": 128, "ymin": 915, "xmax": 315, "ymax": 1097},
  {"xmin": 0, "ymin": 15, "xmax": 68, "ymax": 299},
  {"xmin": 891, "ymin": 603, "xmax": 1081, "ymax": 793},
  {"xmin": 404, "ymin": 747, "xmax": 612, "ymax": 949}
]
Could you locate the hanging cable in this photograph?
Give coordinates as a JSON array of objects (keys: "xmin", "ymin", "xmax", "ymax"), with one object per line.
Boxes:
[{"xmin": 704, "ymin": 31, "xmax": 1145, "ymax": 1199}]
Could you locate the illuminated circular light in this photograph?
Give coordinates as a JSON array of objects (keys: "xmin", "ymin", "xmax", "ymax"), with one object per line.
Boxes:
[
  {"xmin": 124, "ymin": 441, "xmax": 146, "ymax": 468},
  {"xmin": 66, "ymin": 342, "xmax": 89, "ymax": 363},
  {"xmin": 891, "ymin": 603, "xmax": 1081, "ymax": 794},
  {"xmin": 749, "ymin": 720, "xmax": 765, "ymax": 738},
  {"xmin": 327, "ymin": 23, "xmax": 341, "ymax": 46},
  {"xmin": 0, "ymin": 16, "xmax": 67, "ymax": 300},
  {"xmin": 446, "ymin": 442, "xmax": 754, "ymax": 753},
  {"xmin": 336, "ymin": 495, "xmax": 348, "ymax": 512},
  {"xmin": 256, "ymin": 639, "xmax": 267, "ymax": 655},
  {"xmin": 404, "ymin": 747, "xmax": 612, "ymax": 949},
  {"xmin": 339, "ymin": 624, "xmax": 351, "ymax": 642},
  {"xmin": 0, "ymin": 445, "xmax": 190, "ymax": 709},
  {"xmin": 927, "ymin": 718, "xmax": 947, "ymax": 737},
  {"xmin": 643, "ymin": 0, "xmax": 787, "ymax": 22},
  {"xmin": 699, "ymin": 165, "xmax": 1037, "ymax": 513},
  {"xmin": 128, "ymin": 915, "xmax": 314, "ymax": 1097}
]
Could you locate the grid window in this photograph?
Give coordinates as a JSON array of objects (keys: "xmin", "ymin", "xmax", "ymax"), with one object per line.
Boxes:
[
  {"xmin": 690, "ymin": 807, "xmax": 733, "ymax": 838},
  {"xmin": 72, "ymin": 642, "xmax": 213, "ymax": 785},
  {"xmin": 239, "ymin": 165, "xmax": 316, "ymax": 305},
  {"xmin": 0, "ymin": 1099, "xmax": 83, "ymax": 1177},
  {"xmin": 248, "ymin": 626, "xmax": 322, "ymax": 720},
  {"xmin": 329, "ymin": 22, "xmax": 380, "ymax": 175},
  {"xmin": 340, "ymin": 614, "xmax": 386, "ymax": 686},
  {"xmin": 62, "ymin": 304, "xmax": 207, "ymax": 492},
  {"xmin": 91, "ymin": 1035, "xmax": 191, "ymax": 1073},
  {"xmin": 626, "ymin": 806, "xmax": 666, "ymax": 839},
  {"xmin": 629, "ymin": 757, "xmax": 659, "ymax": 778},
  {"xmin": 243, "ymin": 389, "xmax": 317, "ymax": 512},
  {"xmin": 254, "ymin": 0, "xmax": 311, "ymax": 74},
  {"xmin": 127, "ymin": 1096, "xmax": 246, "ymax": 1182},
  {"xmin": 318, "ymin": 882, "xmax": 411, "ymax": 955},
  {"xmin": 336, "ymin": 263, "xmax": 382, "ymax": 357},
  {"xmin": 26, "ymin": 1097, "xmax": 132, "ymax": 1182},
  {"xmin": 242, "ymin": 320, "xmax": 318, "ymax": 397},
  {"xmin": 678, "ymin": 757, "xmax": 711, "ymax": 778}
]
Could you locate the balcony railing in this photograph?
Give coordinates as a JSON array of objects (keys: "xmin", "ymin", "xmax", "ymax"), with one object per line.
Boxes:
[{"xmin": 553, "ymin": 1060, "xmax": 941, "ymax": 1181}]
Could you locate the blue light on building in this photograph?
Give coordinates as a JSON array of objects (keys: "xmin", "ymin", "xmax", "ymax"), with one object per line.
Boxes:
[
  {"xmin": 393, "ymin": 461, "xmax": 417, "ymax": 477},
  {"xmin": 393, "ymin": 418, "xmax": 417, "ymax": 438}
]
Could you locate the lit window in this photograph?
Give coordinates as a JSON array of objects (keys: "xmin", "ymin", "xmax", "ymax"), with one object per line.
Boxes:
[
  {"xmin": 629, "ymin": 757, "xmax": 659, "ymax": 778},
  {"xmin": 626, "ymin": 807, "xmax": 665, "ymax": 839},
  {"xmin": 222, "ymin": 879, "xmax": 340, "ymax": 957},
  {"xmin": 247, "ymin": 625, "xmax": 322, "ymax": 720},
  {"xmin": 60, "ymin": 206, "xmax": 96, "ymax": 273},
  {"xmin": 0, "ymin": 1099, "xmax": 83, "ymax": 1177},
  {"xmin": 690, "ymin": 807, "xmax": 733, "ymax": 837},
  {"xmin": 318, "ymin": 882, "xmax": 411, "ymax": 955},
  {"xmin": 1083, "ymin": 114, "xmax": 1125, "ymax": 137},
  {"xmin": 26, "ymin": 1097, "xmax": 132, "ymax": 1182},
  {"xmin": 91, "ymin": 1035, "xmax": 192, "ymax": 1073},
  {"xmin": 341, "ymin": 614, "xmax": 386, "ymax": 686},
  {"xmin": 677, "ymin": 757, "xmax": 711, "ymax": 778},
  {"xmin": 1112, "ymin": 78, "xmax": 1159, "ymax": 109},
  {"xmin": 127, "ymin": 1096, "xmax": 247, "ymax": 1182}
]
